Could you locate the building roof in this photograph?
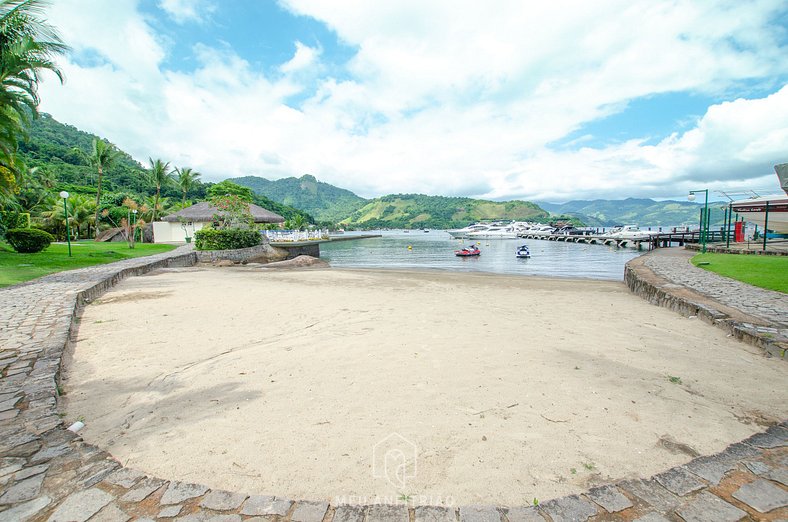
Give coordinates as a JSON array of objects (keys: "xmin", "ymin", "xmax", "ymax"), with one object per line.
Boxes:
[{"xmin": 162, "ymin": 201, "xmax": 285, "ymax": 223}]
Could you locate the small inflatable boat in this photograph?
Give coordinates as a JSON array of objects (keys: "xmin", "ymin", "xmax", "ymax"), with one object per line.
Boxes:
[{"xmin": 516, "ymin": 245, "xmax": 531, "ymax": 258}]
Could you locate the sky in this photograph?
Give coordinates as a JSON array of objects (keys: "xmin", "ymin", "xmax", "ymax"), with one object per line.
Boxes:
[{"xmin": 38, "ymin": 0, "xmax": 788, "ymax": 202}]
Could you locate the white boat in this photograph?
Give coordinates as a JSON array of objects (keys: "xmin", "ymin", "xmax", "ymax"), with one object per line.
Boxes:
[
  {"xmin": 529, "ymin": 225, "xmax": 555, "ymax": 237},
  {"xmin": 466, "ymin": 224, "xmax": 519, "ymax": 239},
  {"xmin": 447, "ymin": 223, "xmax": 494, "ymax": 238},
  {"xmin": 609, "ymin": 225, "xmax": 655, "ymax": 240},
  {"xmin": 515, "ymin": 244, "xmax": 531, "ymax": 258},
  {"xmin": 731, "ymin": 164, "xmax": 788, "ymax": 234}
]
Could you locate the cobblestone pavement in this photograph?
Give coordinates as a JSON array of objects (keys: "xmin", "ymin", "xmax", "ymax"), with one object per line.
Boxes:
[
  {"xmin": 1, "ymin": 246, "xmax": 787, "ymax": 521},
  {"xmin": 642, "ymin": 248, "xmax": 787, "ymax": 328}
]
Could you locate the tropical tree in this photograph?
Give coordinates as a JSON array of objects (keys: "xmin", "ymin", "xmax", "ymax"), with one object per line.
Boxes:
[
  {"xmin": 206, "ymin": 179, "xmax": 254, "ymax": 202},
  {"xmin": 37, "ymin": 194, "xmax": 66, "ymax": 238},
  {"xmin": 13, "ymin": 164, "xmax": 51, "ymax": 210},
  {"xmin": 173, "ymin": 166, "xmax": 200, "ymax": 206},
  {"xmin": 139, "ymin": 194, "xmax": 169, "ymax": 223},
  {"xmin": 148, "ymin": 157, "xmax": 170, "ymax": 221},
  {"xmin": 72, "ymin": 138, "xmax": 121, "ymax": 234},
  {"xmin": 67, "ymin": 193, "xmax": 95, "ymax": 238},
  {"xmin": 285, "ymin": 214, "xmax": 307, "ymax": 231},
  {"xmin": 0, "ymin": 0, "xmax": 67, "ymax": 201}
]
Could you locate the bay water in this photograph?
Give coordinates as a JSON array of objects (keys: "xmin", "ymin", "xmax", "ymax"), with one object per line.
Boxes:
[{"xmin": 320, "ymin": 230, "xmax": 643, "ymax": 281}]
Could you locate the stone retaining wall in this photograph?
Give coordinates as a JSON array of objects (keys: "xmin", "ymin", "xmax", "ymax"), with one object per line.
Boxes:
[
  {"xmin": 624, "ymin": 255, "xmax": 786, "ymax": 358},
  {"xmin": 0, "ymin": 248, "xmax": 786, "ymax": 521},
  {"xmin": 194, "ymin": 243, "xmax": 276, "ymax": 263}
]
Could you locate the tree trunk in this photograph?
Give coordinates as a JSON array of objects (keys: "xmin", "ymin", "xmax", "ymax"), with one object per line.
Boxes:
[
  {"xmin": 93, "ymin": 165, "xmax": 103, "ymax": 240},
  {"xmin": 154, "ymin": 187, "xmax": 160, "ymax": 222}
]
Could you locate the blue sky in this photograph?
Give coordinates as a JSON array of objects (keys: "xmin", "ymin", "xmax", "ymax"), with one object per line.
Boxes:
[{"xmin": 40, "ymin": 0, "xmax": 788, "ymax": 202}]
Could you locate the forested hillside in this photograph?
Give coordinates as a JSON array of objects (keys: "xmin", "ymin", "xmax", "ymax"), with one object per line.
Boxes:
[
  {"xmin": 537, "ymin": 198, "xmax": 725, "ymax": 227},
  {"xmin": 342, "ymin": 194, "xmax": 550, "ymax": 229},
  {"xmin": 2, "ymin": 114, "xmax": 312, "ymax": 240},
  {"xmin": 233, "ymin": 174, "xmax": 366, "ymax": 223}
]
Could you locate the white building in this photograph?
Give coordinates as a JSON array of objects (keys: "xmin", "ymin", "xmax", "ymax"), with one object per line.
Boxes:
[{"xmin": 152, "ymin": 201, "xmax": 285, "ymax": 243}]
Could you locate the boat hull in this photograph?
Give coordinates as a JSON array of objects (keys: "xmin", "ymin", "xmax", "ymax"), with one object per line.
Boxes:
[{"xmin": 732, "ymin": 196, "xmax": 788, "ymax": 234}]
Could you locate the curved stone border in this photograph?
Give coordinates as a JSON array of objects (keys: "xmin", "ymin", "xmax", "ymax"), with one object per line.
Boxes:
[
  {"xmin": 625, "ymin": 250, "xmax": 787, "ymax": 358},
  {"xmin": 0, "ymin": 247, "xmax": 786, "ymax": 521},
  {"xmin": 685, "ymin": 243, "xmax": 788, "ymax": 256}
]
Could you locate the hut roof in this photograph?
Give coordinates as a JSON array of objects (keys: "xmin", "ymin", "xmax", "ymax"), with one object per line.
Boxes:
[{"xmin": 162, "ymin": 201, "xmax": 284, "ymax": 223}]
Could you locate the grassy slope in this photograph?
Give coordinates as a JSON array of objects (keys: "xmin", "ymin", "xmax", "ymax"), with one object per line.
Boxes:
[
  {"xmin": 0, "ymin": 242, "xmax": 176, "ymax": 288},
  {"xmin": 691, "ymin": 253, "xmax": 788, "ymax": 293}
]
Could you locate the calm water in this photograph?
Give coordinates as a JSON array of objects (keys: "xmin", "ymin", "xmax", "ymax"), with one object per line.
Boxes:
[{"xmin": 320, "ymin": 230, "xmax": 644, "ymax": 281}]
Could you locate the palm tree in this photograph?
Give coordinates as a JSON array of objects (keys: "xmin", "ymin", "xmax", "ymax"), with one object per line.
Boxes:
[
  {"xmin": 37, "ymin": 194, "xmax": 67, "ymax": 239},
  {"xmin": 148, "ymin": 158, "xmax": 170, "ymax": 221},
  {"xmin": 0, "ymin": 0, "xmax": 67, "ymax": 199},
  {"xmin": 173, "ymin": 166, "xmax": 200, "ymax": 206},
  {"xmin": 138, "ymin": 194, "xmax": 170, "ymax": 223},
  {"xmin": 67, "ymin": 193, "xmax": 95, "ymax": 238},
  {"xmin": 73, "ymin": 138, "xmax": 121, "ymax": 234}
]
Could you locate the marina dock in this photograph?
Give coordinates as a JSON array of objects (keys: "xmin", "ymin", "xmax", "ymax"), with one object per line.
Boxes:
[{"xmin": 520, "ymin": 230, "xmax": 726, "ymax": 250}]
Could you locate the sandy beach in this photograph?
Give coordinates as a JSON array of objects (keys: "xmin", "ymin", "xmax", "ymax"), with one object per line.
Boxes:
[{"xmin": 61, "ymin": 266, "xmax": 788, "ymax": 505}]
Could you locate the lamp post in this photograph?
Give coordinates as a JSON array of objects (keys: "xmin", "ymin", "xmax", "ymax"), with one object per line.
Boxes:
[
  {"xmin": 688, "ymin": 189, "xmax": 709, "ymax": 253},
  {"xmin": 132, "ymin": 209, "xmax": 138, "ymax": 245},
  {"xmin": 59, "ymin": 191, "xmax": 72, "ymax": 257}
]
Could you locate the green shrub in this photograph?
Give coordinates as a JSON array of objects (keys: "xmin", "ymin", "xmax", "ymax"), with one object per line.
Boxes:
[
  {"xmin": 6, "ymin": 228, "xmax": 55, "ymax": 253},
  {"xmin": 1, "ymin": 212, "xmax": 31, "ymax": 239},
  {"xmin": 194, "ymin": 228, "xmax": 262, "ymax": 250}
]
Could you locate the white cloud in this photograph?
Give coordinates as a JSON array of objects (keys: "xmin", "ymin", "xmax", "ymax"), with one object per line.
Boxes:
[
  {"xmin": 38, "ymin": 0, "xmax": 788, "ymax": 202},
  {"xmin": 159, "ymin": 0, "xmax": 216, "ymax": 24},
  {"xmin": 280, "ymin": 42, "xmax": 320, "ymax": 74}
]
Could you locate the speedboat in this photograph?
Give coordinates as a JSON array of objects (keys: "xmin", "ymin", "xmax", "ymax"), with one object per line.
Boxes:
[
  {"xmin": 448, "ymin": 222, "xmax": 493, "ymax": 238},
  {"xmin": 731, "ymin": 164, "xmax": 788, "ymax": 233},
  {"xmin": 466, "ymin": 225, "xmax": 518, "ymax": 239},
  {"xmin": 455, "ymin": 246, "xmax": 481, "ymax": 257},
  {"xmin": 610, "ymin": 225, "xmax": 654, "ymax": 240},
  {"xmin": 529, "ymin": 225, "xmax": 555, "ymax": 237},
  {"xmin": 515, "ymin": 245, "xmax": 531, "ymax": 258}
]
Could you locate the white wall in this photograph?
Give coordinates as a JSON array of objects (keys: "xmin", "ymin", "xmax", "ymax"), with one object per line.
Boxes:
[{"xmin": 152, "ymin": 221, "xmax": 207, "ymax": 243}]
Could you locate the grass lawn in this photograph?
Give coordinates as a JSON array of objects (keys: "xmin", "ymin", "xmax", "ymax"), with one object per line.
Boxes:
[
  {"xmin": 691, "ymin": 252, "xmax": 788, "ymax": 293},
  {"xmin": 0, "ymin": 241, "xmax": 177, "ymax": 288}
]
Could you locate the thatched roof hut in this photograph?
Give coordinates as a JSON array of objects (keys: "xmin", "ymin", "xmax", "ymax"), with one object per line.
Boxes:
[{"xmin": 162, "ymin": 201, "xmax": 284, "ymax": 224}]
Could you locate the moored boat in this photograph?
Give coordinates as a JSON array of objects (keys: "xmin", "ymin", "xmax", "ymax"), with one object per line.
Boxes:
[
  {"xmin": 731, "ymin": 164, "xmax": 788, "ymax": 234},
  {"xmin": 516, "ymin": 244, "xmax": 531, "ymax": 258}
]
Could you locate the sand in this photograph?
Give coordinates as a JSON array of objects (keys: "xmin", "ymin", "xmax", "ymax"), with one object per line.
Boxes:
[{"xmin": 61, "ymin": 266, "xmax": 788, "ymax": 506}]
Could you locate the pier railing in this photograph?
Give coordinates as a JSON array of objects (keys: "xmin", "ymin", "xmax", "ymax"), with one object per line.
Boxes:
[{"xmin": 262, "ymin": 229, "xmax": 330, "ymax": 242}]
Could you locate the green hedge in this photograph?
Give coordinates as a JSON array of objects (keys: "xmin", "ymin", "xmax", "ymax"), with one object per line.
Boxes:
[
  {"xmin": 194, "ymin": 228, "xmax": 262, "ymax": 251},
  {"xmin": 6, "ymin": 228, "xmax": 55, "ymax": 253},
  {"xmin": 1, "ymin": 212, "xmax": 31, "ymax": 239}
]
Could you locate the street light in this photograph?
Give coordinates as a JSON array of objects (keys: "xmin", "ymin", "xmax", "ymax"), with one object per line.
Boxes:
[
  {"xmin": 59, "ymin": 191, "xmax": 72, "ymax": 257},
  {"xmin": 132, "ymin": 209, "xmax": 138, "ymax": 244},
  {"xmin": 688, "ymin": 189, "xmax": 709, "ymax": 253}
]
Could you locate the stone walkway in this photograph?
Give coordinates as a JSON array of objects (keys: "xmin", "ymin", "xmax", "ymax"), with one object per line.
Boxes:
[
  {"xmin": 643, "ymin": 248, "xmax": 787, "ymax": 328},
  {"xmin": 1, "ymin": 246, "xmax": 787, "ymax": 521},
  {"xmin": 626, "ymin": 248, "xmax": 788, "ymax": 357}
]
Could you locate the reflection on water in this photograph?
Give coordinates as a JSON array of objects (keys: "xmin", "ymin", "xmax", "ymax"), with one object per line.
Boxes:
[{"xmin": 321, "ymin": 230, "xmax": 644, "ymax": 281}]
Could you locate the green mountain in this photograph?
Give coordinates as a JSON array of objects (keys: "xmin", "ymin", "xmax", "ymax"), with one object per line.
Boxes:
[
  {"xmin": 12, "ymin": 114, "xmax": 311, "ymax": 222},
  {"xmin": 233, "ymin": 174, "xmax": 366, "ymax": 224},
  {"xmin": 341, "ymin": 194, "xmax": 550, "ymax": 229},
  {"xmin": 234, "ymin": 174, "xmax": 556, "ymax": 229},
  {"xmin": 18, "ymin": 113, "xmax": 165, "ymax": 197},
  {"xmin": 537, "ymin": 198, "xmax": 725, "ymax": 227}
]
